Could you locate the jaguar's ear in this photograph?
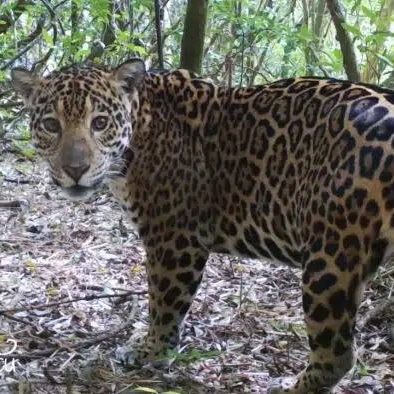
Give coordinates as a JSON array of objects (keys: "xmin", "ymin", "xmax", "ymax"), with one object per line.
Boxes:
[
  {"xmin": 11, "ymin": 68, "xmax": 41, "ymax": 106},
  {"xmin": 112, "ymin": 58, "xmax": 146, "ymax": 93}
]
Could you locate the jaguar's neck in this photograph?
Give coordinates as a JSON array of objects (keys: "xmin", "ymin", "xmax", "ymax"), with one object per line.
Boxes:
[{"xmin": 121, "ymin": 72, "xmax": 238, "ymax": 181}]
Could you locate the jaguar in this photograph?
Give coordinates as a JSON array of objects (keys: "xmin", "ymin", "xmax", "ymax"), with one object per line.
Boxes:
[{"xmin": 11, "ymin": 58, "xmax": 394, "ymax": 393}]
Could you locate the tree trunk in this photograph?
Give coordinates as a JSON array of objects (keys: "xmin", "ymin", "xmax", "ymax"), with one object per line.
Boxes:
[
  {"xmin": 71, "ymin": 0, "xmax": 80, "ymax": 37},
  {"xmin": 180, "ymin": 0, "xmax": 209, "ymax": 75},
  {"xmin": 313, "ymin": 0, "xmax": 326, "ymax": 46},
  {"xmin": 154, "ymin": 0, "xmax": 164, "ymax": 68},
  {"xmin": 326, "ymin": 0, "xmax": 360, "ymax": 81},
  {"xmin": 301, "ymin": 0, "xmax": 313, "ymax": 74}
]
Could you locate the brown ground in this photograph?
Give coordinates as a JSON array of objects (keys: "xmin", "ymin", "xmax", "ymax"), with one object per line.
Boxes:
[{"xmin": 1, "ymin": 146, "xmax": 394, "ymax": 394}]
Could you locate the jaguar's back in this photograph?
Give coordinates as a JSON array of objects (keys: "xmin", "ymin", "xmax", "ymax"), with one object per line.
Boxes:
[
  {"xmin": 208, "ymin": 78, "xmax": 394, "ymax": 267},
  {"xmin": 11, "ymin": 60, "xmax": 394, "ymax": 393}
]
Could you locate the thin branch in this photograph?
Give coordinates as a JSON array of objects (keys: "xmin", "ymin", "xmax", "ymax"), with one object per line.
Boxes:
[
  {"xmin": 1, "ymin": 313, "xmax": 36, "ymax": 327},
  {"xmin": 0, "ymin": 10, "xmax": 61, "ymax": 72},
  {"xmin": 0, "ymin": 89, "xmax": 13, "ymax": 99},
  {"xmin": 140, "ymin": 0, "xmax": 171, "ymax": 35},
  {"xmin": 326, "ymin": 0, "xmax": 360, "ymax": 81},
  {"xmin": 39, "ymin": 0, "xmax": 65, "ymax": 34},
  {"xmin": 0, "ymin": 101, "xmax": 23, "ymax": 109},
  {"xmin": 0, "ymin": 0, "xmax": 67, "ymax": 70},
  {"xmin": 17, "ymin": 15, "xmax": 45, "ymax": 50},
  {"xmin": 1, "ymin": 318, "xmax": 136, "ymax": 361},
  {"xmin": 0, "ymin": 0, "xmax": 33, "ymax": 35},
  {"xmin": 0, "ymin": 35, "xmax": 41, "ymax": 71},
  {"xmin": 1, "ymin": 298, "xmax": 140, "ymax": 362},
  {"xmin": 2, "ymin": 178, "xmax": 33, "ymax": 184},
  {"xmin": 0, "ymin": 200, "xmax": 29, "ymax": 209},
  {"xmin": 0, "ymin": 290, "xmax": 146, "ymax": 315},
  {"xmin": 31, "ymin": 23, "xmax": 58, "ymax": 71},
  {"xmin": 127, "ymin": 0, "xmax": 133, "ymax": 36},
  {"xmin": 154, "ymin": 0, "xmax": 164, "ymax": 68},
  {"xmin": 53, "ymin": 0, "xmax": 69, "ymax": 11}
]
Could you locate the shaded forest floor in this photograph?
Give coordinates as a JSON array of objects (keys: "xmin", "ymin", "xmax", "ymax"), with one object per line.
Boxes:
[{"xmin": 1, "ymin": 147, "xmax": 394, "ymax": 394}]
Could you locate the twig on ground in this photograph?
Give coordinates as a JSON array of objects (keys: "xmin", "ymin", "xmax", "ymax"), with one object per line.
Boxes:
[
  {"xmin": 3, "ymin": 177, "xmax": 33, "ymax": 184},
  {"xmin": 0, "ymin": 290, "xmax": 146, "ymax": 315},
  {"xmin": 2, "ymin": 298, "xmax": 139, "ymax": 361},
  {"xmin": 1, "ymin": 312, "xmax": 37, "ymax": 327},
  {"xmin": 359, "ymin": 298, "xmax": 394, "ymax": 329},
  {"xmin": 0, "ymin": 199, "xmax": 29, "ymax": 209},
  {"xmin": 43, "ymin": 366, "xmax": 63, "ymax": 385}
]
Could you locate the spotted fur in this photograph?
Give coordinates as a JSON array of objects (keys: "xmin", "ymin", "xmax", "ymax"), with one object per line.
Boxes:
[{"xmin": 11, "ymin": 59, "xmax": 394, "ymax": 393}]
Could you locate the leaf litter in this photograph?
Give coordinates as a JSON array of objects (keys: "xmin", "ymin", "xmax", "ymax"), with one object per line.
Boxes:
[{"xmin": 0, "ymin": 150, "xmax": 393, "ymax": 394}]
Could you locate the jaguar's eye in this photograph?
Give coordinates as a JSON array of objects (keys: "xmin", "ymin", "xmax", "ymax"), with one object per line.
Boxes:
[
  {"xmin": 42, "ymin": 118, "xmax": 60, "ymax": 133},
  {"xmin": 92, "ymin": 116, "xmax": 108, "ymax": 131}
]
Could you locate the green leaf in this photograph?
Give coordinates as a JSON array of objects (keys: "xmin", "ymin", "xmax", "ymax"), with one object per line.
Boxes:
[
  {"xmin": 361, "ymin": 6, "xmax": 376, "ymax": 20},
  {"xmin": 376, "ymin": 54, "xmax": 394, "ymax": 68},
  {"xmin": 297, "ymin": 24, "xmax": 313, "ymax": 41},
  {"xmin": 332, "ymin": 48, "xmax": 343, "ymax": 61},
  {"xmin": 42, "ymin": 29, "xmax": 53, "ymax": 47},
  {"xmin": 351, "ymin": 0, "xmax": 363, "ymax": 13},
  {"xmin": 46, "ymin": 287, "xmax": 59, "ymax": 297},
  {"xmin": 11, "ymin": 140, "xmax": 36, "ymax": 159},
  {"xmin": 134, "ymin": 387, "xmax": 158, "ymax": 394},
  {"xmin": 342, "ymin": 22, "xmax": 361, "ymax": 37},
  {"xmin": 89, "ymin": 0, "xmax": 110, "ymax": 22}
]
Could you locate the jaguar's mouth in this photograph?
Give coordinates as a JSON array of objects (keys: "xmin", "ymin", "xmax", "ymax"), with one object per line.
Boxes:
[
  {"xmin": 57, "ymin": 178, "xmax": 104, "ymax": 201},
  {"xmin": 61, "ymin": 185, "xmax": 96, "ymax": 200}
]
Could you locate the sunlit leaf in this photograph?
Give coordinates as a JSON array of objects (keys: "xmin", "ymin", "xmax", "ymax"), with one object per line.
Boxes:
[
  {"xmin": 134, "ymin": 387, "xmax": 158, "ymax": 393},
  {"xmin": 342, "ymin": 22, "xmax": 361, "ymax": 36}
]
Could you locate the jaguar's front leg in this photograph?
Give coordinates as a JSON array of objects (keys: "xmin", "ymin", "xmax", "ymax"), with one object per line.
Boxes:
[{"xmin": 133, "ymin": 235, "xmax": 209, "ymax": 365}]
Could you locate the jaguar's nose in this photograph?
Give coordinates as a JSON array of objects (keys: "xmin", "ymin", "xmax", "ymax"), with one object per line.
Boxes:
[{"xmin": 62, "ymin": 163, "xmax": 90, "ymax": 182}]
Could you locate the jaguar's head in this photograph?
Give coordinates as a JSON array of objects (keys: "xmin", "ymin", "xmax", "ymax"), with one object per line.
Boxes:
[{"xmin": 11, "ymin": 59, "xmax": 145, "ymax": 200}]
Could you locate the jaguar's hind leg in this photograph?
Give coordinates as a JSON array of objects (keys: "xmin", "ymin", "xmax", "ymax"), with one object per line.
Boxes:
[{"xmin": 269, "ymin": 228, "xmax": 388, "ymax": 393}]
